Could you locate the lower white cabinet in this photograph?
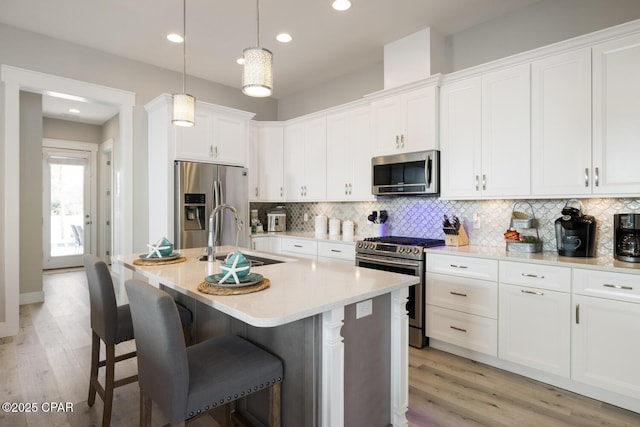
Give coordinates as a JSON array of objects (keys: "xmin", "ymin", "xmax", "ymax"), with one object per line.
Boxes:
[
  {"xmin": 426, "ymin": 305, "xmax": 497, "ymax": 356},
  {"xmin": 317, "ymin": 241, "xmax": 355, "ymax": 263},
  {"xmin": 499, "ymin": 283, "xmax": 570, "ymax": 377},
  {"xmin": 280, "ymin": 237, "xmax": 318, "ymax": 260},
  {"xmin": 572, "ymin": 268, "xmax": 640, "ymax": 399},
  {"xmin": 250, "ymin": 235, "xmax": 281, "ymax": 253}
]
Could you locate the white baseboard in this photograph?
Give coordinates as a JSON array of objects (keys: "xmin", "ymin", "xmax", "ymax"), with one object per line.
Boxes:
[{"xmin": 20, "ymin": 291, "xmax": 45, "ymax": 305}]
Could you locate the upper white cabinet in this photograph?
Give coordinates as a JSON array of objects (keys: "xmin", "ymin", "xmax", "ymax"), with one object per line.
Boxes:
[
  {"xmin": 592, "ymin": 33, "xmax": 640, "ymax": 195},
  {"xmin": 284, "ymin": 117, "xmax": 327, "ymax": 201},
  {"xmin": 175, "ymin": 102, "xmax": 252, "ymax": 166},
  {"xmin": 370, "ymin": 85, "xmax": 438, "ymax": 155},
  {"xmin": 326, "ymin": 105, "xmax": 374, "ymax": 201},
  {"xmin": 440, "ymin": 64, "xmax": 531, "ymax": 199},
  {"xmin": 250, "ymin": 123, "xmax": 284, "ymax": 202},
  {"xmin": 531, "ymin": 49, "xmax": 592, "ymax": 196}
]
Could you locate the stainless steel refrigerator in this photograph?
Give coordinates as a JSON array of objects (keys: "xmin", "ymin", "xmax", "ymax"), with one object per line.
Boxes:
[{"xmin": 174, "ymin": 161, "xmax": 249, "ymax": 250}]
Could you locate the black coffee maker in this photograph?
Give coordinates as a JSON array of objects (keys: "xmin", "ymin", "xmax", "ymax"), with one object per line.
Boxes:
[
  {"xmin": 614, "ymin": 213, "xmax": 640, "ymax": 263},
  {"xmin": 555, "ymin": 199, "xmax": 596, "ymax": 257}
]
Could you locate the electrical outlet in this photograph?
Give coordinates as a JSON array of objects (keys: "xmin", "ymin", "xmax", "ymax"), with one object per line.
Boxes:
[
  {"xmin": 303, "ymin": 213, "xmax": 309, "ymax": 222},
  {"xmin": 473, "ymin": 213, "xmax": 481, "ymax": 229},
  {"xmin": 356, "ymin": 299, "xmax": 373, "ymax": 319}
]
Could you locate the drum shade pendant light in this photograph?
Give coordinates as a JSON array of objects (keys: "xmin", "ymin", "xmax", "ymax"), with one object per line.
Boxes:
[
  {"xmin": 172, "ymin": 0, "xmax": 195, "ymax": 126},
  {"xmin": 242, "ymin": 0, "xmax": 273, "ymax": 97}
]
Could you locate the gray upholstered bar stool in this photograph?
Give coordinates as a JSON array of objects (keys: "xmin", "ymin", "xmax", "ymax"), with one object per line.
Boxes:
[
  {"xmin": 83, "ymin": 255, "xmax": 193, "ymax": 427},
  {"xmin": 125, "ymin": 278, "xmax": 283, "ymax": 427}
]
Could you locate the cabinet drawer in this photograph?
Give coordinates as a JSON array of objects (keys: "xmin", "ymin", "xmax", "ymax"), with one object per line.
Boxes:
[
  {"xmin": 426, "ymin": 253, "xmax": 498, "ymax": 281},
  {"xmin": 426, "ymin": 305, "xmax": 497, "ymax": 356},
  {"xmin": 426, "ymin": 273, "xmax": 497, "ymax": 319},
  {"xmin": 280, "ymin": 238, "xmax": 317, "ymax": 256},
  {"xmin": 317, "ymin": 242, "xmax": 355, "ymax": 261},
  {"xmin": 499, "ymin": 261, "xmax": 571, "ymax": 292},
  {"xmin": 573, "ymin": 268, "xmax": 640, "ymax": 304}
]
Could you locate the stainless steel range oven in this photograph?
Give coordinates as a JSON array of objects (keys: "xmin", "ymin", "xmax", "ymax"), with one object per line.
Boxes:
[{"xmin": 355, "ymin": 236, "xmax": 445, "ymax": 348}]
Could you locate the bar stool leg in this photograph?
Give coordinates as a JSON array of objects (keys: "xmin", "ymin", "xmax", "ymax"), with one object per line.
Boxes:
[
  {"xmin": 139, "ymin": 388, "xmax": 152, "ymax": 427},
  {"xmin": 102, "ymin": 344, "xmax": 116, "ymax": 427},
  {"xmin": 269, "ymin": 383, "xmax": 282, "ymax": 427},
  {"xmin": 88, "ymin": 331, "xmax": 100, "ymax": 406}
]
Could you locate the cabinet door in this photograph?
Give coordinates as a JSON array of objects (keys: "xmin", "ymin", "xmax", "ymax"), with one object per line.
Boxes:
[
  {"xmin": 572, "ymin": 295, "xmax": 640, "ymax": 399},
  {"xmin": 326, "ymin": 111, "xmax": 352, "ymax": 200},
  {"xmin": 481, "ymin": 65, "xmax": 531, "ymax": 197},
  {"xmin": 592, "ymin": 33, "xmax": 640, "ymax": 194},
  {"xmin": 302, "ymin": 117, "xmax": 327, "ymax": 200},
  {"xmin": 248, "ymin": 124, "xmax": 259, "ymax": 201},
  {"xmin": 498, "ymin": 284, "xmax": 570, "ymax": 377},
  {"xmin": 440, "ymin": 77, "xmax": 482, "ymax": 198},
  {"xmin": 212, "ymin": 112, "xmax": 247, "ymax": 165},
  {"xmin": 402, "ymin": 85, "xmax": 438, "ymax": 152},
  {"xmin": 350, "ymin": 107, "xmax": 374, "ymax": 200},
  {"xmin": 283, "ymin": 123, "xmax": 306, "ymax": 201},
  {"xmin": 257, "ymin": 125, "xmax": 284, "ymax": 201},
  {"xmin": 531, "ymin": 48, "xmax": 592, "ymax": 196},
  {"xmin": 370, "ymin": 95, "xmax": 402, "ymax": 155},
  {"xmin": 175, "ymin": 107, "xmax": 215, "ymax": 161}
]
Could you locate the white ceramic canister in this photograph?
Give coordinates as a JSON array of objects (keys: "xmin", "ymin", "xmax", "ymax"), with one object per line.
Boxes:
[
  {"xmin": 329, "ymin": 218, "xmax": 341, "ymax": 236},
  {"xmin": 315, "ymin": 215, "xmax": 328, "ymax": 234},
  {"xmin": 342, "ymin": 220, "xmax": 354, "ymax": 240}
]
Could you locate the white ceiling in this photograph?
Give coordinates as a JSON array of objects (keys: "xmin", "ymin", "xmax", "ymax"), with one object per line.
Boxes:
[{"xmin": 0, "ymin": 0, "xmax": 540, "ymax": 124}]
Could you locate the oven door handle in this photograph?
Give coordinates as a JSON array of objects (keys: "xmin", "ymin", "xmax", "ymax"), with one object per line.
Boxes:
[{"xmin": 356, "ymin": 254, "xmax": 421, "ymax": 268}]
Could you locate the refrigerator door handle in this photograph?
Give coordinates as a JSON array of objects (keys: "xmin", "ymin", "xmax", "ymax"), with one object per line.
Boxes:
[{"xmin": 216, "ymin": 179, "xmax": 224, "ymax": 245}]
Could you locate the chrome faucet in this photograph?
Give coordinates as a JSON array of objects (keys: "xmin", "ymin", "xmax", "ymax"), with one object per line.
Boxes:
[{"xmin": 207, "ymin": 204, "xmax": 243, "ymax": 261}]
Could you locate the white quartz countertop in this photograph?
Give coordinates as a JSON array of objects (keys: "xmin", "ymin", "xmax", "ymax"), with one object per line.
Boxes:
[
  {"xmin": 115, "ymin": 246, "xmax": 417, "ymax": 327},
  {"xmin": 251, "ymin": 231, "xmax": 360, "ymax": 244},
  {"xmin": 425, "ymin": 245, "xmax": 640, "ymax": 275}
]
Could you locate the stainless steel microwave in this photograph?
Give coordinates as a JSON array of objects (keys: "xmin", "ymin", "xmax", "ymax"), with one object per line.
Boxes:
[{"xmin": 371, "ymin": 150, "xmax": 440, "ymax": 196}]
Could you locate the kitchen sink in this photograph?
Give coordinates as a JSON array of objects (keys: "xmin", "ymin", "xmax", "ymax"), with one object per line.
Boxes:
[{"xmin": 198, "ymin": 253, "xmax": 284, "ymax": 266}]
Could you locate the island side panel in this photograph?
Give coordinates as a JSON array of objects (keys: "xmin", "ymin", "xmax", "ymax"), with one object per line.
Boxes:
[
  {"xmin": 190, "ymin": 296, "xmax": 321, "ymax": 427},
  {"xmin": 343, "ymin": 293, "xmax": 392, "ymax": 426}
]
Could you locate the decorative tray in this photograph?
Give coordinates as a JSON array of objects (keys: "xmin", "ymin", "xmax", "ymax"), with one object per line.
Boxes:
[{"xmin": 204, "ymin": 272, "xmax": 264, "ymax": 288}]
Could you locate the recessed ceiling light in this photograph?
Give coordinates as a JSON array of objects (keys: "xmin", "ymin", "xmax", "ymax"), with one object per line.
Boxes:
[
  {"xmin": 276, "ymin": 33, "xmax": 292, "ymax": 43},
  {"xmin": 167, "ymin": 33, "xmax": 184, "ymax": 43},
  {"xmin": 332, "ymin": 0, "xmax": 351, "ymax": 11},
  {"xmin": 69, "ymin": 108, "xmax": 80, "ymax": 114},
  {"xmin": 237, "ymin": 57, "xmax": 245, "ymax": 65}
]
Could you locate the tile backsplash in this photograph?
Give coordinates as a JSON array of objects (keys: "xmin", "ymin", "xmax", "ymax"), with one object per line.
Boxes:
[{"xmin": 251, "ymin": 198, "xmax": 640, "ymax": 257}]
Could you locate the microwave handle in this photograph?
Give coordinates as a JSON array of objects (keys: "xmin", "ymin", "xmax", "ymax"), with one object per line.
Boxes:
[{"xmin": 426, "ymin": 156, "xmax": 432, "ymax": 188}]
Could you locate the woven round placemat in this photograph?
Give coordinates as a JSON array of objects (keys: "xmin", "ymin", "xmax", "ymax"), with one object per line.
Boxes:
[
  {"xmin": 133, "ymin": 256, "xmax": 187, "ymax": 266},
  {"xmin": 197, "ymin": 278, "xmax": 270, "ymax": 296}
]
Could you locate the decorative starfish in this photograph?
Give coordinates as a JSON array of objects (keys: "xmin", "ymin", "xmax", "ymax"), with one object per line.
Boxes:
[
  {"xmin": 218, "ymin": 254, "xmax": 251, "ymax": 284},
  {"xmin": 146, "ymin": 239, "xmax": 171, "ymax": 258}
]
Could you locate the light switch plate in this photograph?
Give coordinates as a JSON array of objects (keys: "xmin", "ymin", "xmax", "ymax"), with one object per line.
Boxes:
[{"xmin": 356, "ymin": 299, "xmax": 373, "ymax": 319}]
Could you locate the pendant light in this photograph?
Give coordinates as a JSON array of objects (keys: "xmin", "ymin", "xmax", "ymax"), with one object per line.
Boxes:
[
  {"xmin": 172, "ymin": 0, "xmax": 195, "ymax": 126},
  {"xmin": 242, "ymin": 0, "xmax": 273, "ymax": 97}
]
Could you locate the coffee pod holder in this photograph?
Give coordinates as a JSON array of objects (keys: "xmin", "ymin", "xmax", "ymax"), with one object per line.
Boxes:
[
  {"xmin": 506, "ymin": 201, "xmax": 542, "ymax": 253},
  {"xmin": 443, "ymin": 223, "xmax": 469, "ymax": 247}
]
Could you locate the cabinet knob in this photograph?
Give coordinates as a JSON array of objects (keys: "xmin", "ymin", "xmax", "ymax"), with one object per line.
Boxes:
[
  {"xmin": 395, "ymin": 135, "xmax": 399, "ymax": 148},
  {"xmin": 400, "ymin": 134, "xmax": 405, "ymax": 148},
  {"xmin": 482, "ymin": 174, "xmax": 486, "ymax": 191},
  {"xmin": 475, "ymin": 175, "xmax": 479, "ymax": 191},
  {"xmin": 585, "ymin": 168, "xmax": 589, "ymax": 187},
  {"xmin": 595, "ymin": 167, "xmax": 600, "ymax": 187}
]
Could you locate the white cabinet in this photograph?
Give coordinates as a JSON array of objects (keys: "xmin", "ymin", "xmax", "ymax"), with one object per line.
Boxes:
[
  {"xmin": 175, "ymin": 102, "xmax": 251, "ymax": 166},
  {"xmin": 498, "ymin": 261, "xmax": 571, "ymax": 377},
  {"xmin": 370, "ymin": 85, "xmax": 438, "ymax": 155},
  {"xmin": 280, "ymin": 237, "xmax": 318, "ymax": 260},
  {"xmin": 250, "ymin": 123, "xmax": 284, "ymax": 202},
  {"xmin": 326, "ymin": 105, "xmax": 374, "ymax": 201},
  {"xmin": 425, "ymin": 254, "xmax": 498, "ymax": 356},
  {"xmin": 440, "ymin": 64, "xmax": 530, "ymax": 199},
  {"xmin": 592, "ymin": 33, "xmax": 640, "ymax": 195},
  {"xmin": 531, "ymin": 48, "xmax": 592, "ymax": 196},
  {"xmin": 317, "ymin": 241, "xmax": 355, "ymax": 263},
  {"xmin": 573, "ymin": 268, "xmax": 640, "ymax": 399},
  {"xmin": 250, "ymin": 235, "xmax": 282, "ymax": 253},
  {"xmin": 283, "ymin": 117, "xmax": 327, "ymax": 201}
]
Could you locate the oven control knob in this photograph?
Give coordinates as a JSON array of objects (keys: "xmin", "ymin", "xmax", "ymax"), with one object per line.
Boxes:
[
  {"xmin": 398, "ymin": 247, "xmax": 404, "ymax": 253},
  {"xmin": 364, "ymin": 243, "xmax": 370, "ymax": 249},
  {"xmin": 357, "ymin": 243, "xmax": 362, "ymax": 248},
  {"xmin": 413, "ymin": 247, "xmax": 420, "ymax": 254}
]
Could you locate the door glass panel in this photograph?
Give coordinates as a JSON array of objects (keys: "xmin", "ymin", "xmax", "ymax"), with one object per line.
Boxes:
[{"xmin": 49, "ymin": 161, "xmax": 85, "ymax": 257}]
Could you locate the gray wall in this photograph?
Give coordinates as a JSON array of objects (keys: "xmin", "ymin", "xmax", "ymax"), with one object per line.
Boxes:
[
  {"xmin": 276, "ymin": 0, "xmax": 640, "ymax": 119},
  {"xmin": 19, "ymin": 92, "xmax": 43, "ymax": 296},
  {"xmin": 43, "ymin": 117, "xmax": 103, "ymax": 143}
]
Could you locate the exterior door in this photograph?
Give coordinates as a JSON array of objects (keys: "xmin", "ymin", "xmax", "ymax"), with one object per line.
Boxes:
[{"xmin": 43, "ymin": 146, "xmax": 95, "ymax": 269}]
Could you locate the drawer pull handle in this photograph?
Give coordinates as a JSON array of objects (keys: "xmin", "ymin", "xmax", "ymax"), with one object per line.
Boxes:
[
  {"xmin": 521, "ymin": 273, "xmax": 545, "ymax": 279},
  {"xmin": 450, "ymin": 291, "xmax": 467, "ymax": 297},
  {"xmin": 331, "ymin": 249, "xmax": 342, "ymax": 253},
  {"xmin": 294, "ymin": 244, "xmax": 303, "ymax": 248},
  {"xmin": 521, "ymin": 289, "xmax": 544, "ymax": 296},
  {"xmin": 450, "ymin": 325, "xmax": 467, "ymax": 333},
  {"xmin": 450, "ymin": 264, "xmax": 468, "ymax": 269},
  {"xmin": 603, "ymin": 283, "xmax": 633, "ymax": 290},
  {"xmin": 576, "ymin": 304, "xmax": 580, "ymax": 324}
]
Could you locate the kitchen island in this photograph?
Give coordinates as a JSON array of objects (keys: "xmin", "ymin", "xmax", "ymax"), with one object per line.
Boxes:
[{"xmin": 115, "ymin": 247, "xmax": 418, "ymax": 427}]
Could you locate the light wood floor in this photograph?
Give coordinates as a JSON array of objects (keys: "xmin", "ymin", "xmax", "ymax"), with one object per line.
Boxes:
[{"xmin": 1, "ymin": 270, "xmax": 639, "ymax": 427}]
